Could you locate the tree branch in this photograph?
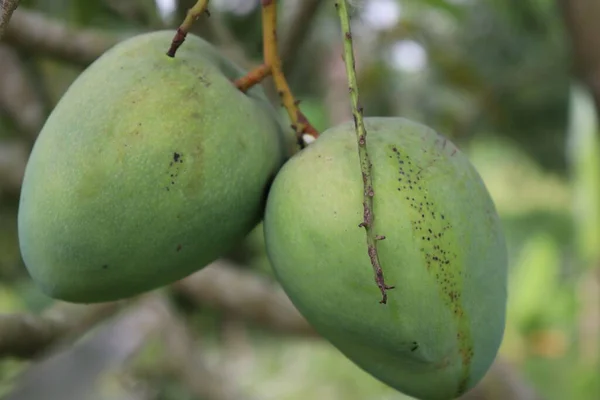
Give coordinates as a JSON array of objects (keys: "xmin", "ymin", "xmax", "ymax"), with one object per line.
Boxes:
[
  {"xmin": 172, "ymin": 260, "xmax": 317, "ymax": 337},
  {"xmin": 560, "ymin": 0, "xmax": 600, "ymax": 114},
  {"xmin": 157, "ymin": 295, "xmax": 250, "ymax": 400},
  {"xmin": 0, "ymin": 44, "xmax": 46, "ymax": 139},
  {"xmin": 0, "ymin": 300, "xmax": 125, "ymax": 359},
  {"xmin": 0, "ymin": 0, "xmax": 20, "ymax": 39},
  {"xmin": 0, "ymin": 259, "xmax": 315, "ymax": 361},
  {"xmin": 280, "ymin": 0, "xmax": 323, "ymax": 75},
  {"xmin": 2, "ymin": 8, "xmax": 121, "ymax": 66},
  {"xmin": 0, "ymin": 263, "xmax": 541, "ymax": 400},
  {"xmin": 172, "ymin": 262, "xmax": 540, "ymax": 400},
  {"xmin": 0, "ymin": 139, "xmax": 28, "ymax": 195}
]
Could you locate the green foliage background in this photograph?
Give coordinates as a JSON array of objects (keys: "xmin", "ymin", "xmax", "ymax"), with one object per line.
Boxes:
[{"xmin": 0, "ymin": 1, "xmax": 599, "ymax": 400}]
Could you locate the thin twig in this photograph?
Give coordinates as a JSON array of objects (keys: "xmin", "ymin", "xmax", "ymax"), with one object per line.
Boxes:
[
  {"xmin": 261, "ymin": 0, "xmax": 319, "ymax": 146},
  {"xmin": 0, "ymin": 0, "xmax": 20, "ymax": 39},
  {"xmin": 234, "ymin": 63, "xmax": 272, "ymax": 93},
  {"xmin": 166, "ymin": 0, "xmax": 210, "ymax": 57},
  {"xmin": 334, "ymin": 0, "xmax": 394, "ymax": 304}
]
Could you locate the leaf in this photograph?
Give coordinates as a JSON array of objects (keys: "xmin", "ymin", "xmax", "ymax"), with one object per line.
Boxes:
[
  {"xmin": 566, "ymin": 83, "xmax": 600, "ymax": 268},
  {"xmin": 508, "ymin": 232, "xmax": 562, "ymax": 330}
]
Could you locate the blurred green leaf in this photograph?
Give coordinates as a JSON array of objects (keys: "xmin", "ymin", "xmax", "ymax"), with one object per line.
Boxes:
[
  {"xmin": 508, "ymin": 232, "xmax": 564, "ymax": 330},
  {"xmin": 414, "ymin": 0, "xmax": 465, "ymax": 19},
  {"xmin": 70, "ymin": 0, "xmax": 104, "ymax": 26},
  {"xmin": 0, "ymin": 284, "xmax": 27, "ymax": 312},
  {"xmin": 566, "ymin": 83, "xmax": 600, "ymax": 269}
]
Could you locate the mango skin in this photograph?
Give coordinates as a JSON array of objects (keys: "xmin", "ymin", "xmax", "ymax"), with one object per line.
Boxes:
[
  {"xmin": 18, "ymin": 31, "xmax": 294, "ymax": 303},
  {"xmin": 263, "ymin": 117, "xmax": 507, "ymax": 400}
]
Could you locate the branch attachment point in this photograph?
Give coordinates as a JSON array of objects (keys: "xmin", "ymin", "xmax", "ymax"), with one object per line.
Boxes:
[
  {"xmin": 234, "ymin": 64, "xmax": 272, "ymax": 93},
  {"xmin": 261, "ymin": 0, "xmax": 319, "ymax": 147},
  {"xmin": 166, "ymin": 0, "xmax": 210, "ymax": 58}
]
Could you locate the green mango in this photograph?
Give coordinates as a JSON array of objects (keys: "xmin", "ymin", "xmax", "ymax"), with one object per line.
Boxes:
[
  {"xmin": 18, "ymin": 31, "xmax": 294, "ymax": 303},
  {"xmin": 264, "ymin": 117, "xmax": 507, "ymax": 400}
]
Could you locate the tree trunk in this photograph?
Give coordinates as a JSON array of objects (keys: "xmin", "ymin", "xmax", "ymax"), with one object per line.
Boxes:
[{"xmin": 560, "ymin": 0, "xmax": 600, "ymax": 114}]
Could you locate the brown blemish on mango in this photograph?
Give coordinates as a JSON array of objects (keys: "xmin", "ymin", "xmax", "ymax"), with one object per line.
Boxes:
[{"xmin": 389, "ymin": 144, "xmax": 473, "ymax": 395}]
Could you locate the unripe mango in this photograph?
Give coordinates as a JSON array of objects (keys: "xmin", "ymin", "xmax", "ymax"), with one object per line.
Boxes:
[
  {"xmin": 263, "ymin": 117, "xmax": 507, "ymax": 400},
  {"xmin": 18, "ymin": 31, "xmax": 293, "ymax": 303}
]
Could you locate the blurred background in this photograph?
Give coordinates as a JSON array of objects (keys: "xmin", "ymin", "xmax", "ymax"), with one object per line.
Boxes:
[{"xmin": 0, "ymin": 0, "xmax": 599, "ymax": 399}]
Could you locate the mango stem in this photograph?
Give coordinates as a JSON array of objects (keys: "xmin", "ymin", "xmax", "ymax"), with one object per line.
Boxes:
[
  {"xmin": 334, "ymin": 0, "xmax": 395, "ymax": 304},
  {"xmin": 166, "ymin": 0, "xmax": 211, "ymax": 58},
  {"xmin": 234, "ymin": 64, "xmax": 272, "ymax": 92},
  {"xmin": 261, "ymin": 0, "xmax": 319, "ymax": 147}
]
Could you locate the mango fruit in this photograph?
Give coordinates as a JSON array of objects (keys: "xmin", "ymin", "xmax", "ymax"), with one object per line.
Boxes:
[
  {"xmin": 18, "ymin": 31, "xmax": 293, "ymax": 303},
  {"xmin": 263, "ymin": 117, "xmax": 507, "ymax": 400}
]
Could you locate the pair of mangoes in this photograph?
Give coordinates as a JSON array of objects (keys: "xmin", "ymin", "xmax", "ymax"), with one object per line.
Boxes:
[{"xmin": 18, "ymin": 31, "xmax": 507, "ymax": 400}]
